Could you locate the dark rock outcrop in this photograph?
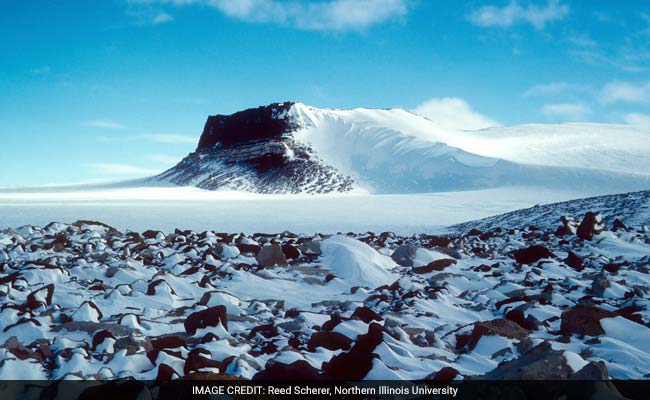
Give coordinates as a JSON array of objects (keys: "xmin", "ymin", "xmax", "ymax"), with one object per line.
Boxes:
[
  {"xmin": 197, "ymin": 103, "xmax": 297, "ymax": 149},
  {"xmin": 154, "ymin": 102, "xmax": 354, "ymax": 194}
]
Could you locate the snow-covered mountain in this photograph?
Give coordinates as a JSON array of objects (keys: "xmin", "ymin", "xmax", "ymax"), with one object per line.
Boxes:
[{"xmin": 155, "ymin": 102, "xmax": 650, "ymax": 194}]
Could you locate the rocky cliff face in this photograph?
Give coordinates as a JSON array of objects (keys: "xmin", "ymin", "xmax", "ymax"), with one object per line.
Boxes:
[
  {"xmin": 155, "ymin": 102, "xmax": 355, "ymax": 194},
  {"xmin": 196, "ymin": 102, "xmax": 298, "ymax": 149}
]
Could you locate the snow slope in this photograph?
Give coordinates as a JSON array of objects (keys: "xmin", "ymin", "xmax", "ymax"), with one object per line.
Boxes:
[
  {"xmin": 450, "ymin": 189, "xmax": 650, "ymax": 233},
  {"xmin": 288, "ymin": 103, "xmax": 650, "ymax": 193}
]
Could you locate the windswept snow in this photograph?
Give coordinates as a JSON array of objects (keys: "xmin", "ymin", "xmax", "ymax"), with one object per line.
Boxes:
[
  {"xmin": 289, "ymin": 103, "xmax": 650, "ymax": 193},
  {"xmin": 0, "ymin": 186, "xmax": 599, "ymax": 234}
]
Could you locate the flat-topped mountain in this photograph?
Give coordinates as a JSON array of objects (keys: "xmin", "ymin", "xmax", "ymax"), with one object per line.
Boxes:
[{"xmin": 154, "ymin": 102, "xmax": 650, "ymax": 194}]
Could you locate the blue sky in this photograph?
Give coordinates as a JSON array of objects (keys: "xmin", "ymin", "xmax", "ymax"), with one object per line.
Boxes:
[{"xmin": 1, "ymin": 0, "xmax": 649, "ymax": 186}]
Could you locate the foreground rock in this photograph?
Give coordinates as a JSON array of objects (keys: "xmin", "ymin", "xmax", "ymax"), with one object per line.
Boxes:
[{"xmin": 0, "ymin": 209, "xmax": 648, "ymax": 381}]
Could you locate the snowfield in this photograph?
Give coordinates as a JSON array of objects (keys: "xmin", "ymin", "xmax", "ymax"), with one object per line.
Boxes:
[{"xmin": 0, "ymin": 185, "xmax": 607, "ymax": 234}]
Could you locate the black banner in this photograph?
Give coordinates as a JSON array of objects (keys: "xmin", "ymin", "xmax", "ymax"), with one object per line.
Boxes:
[{"xmin": 0, "ymin": 380, "xmax": 648, "ymax": 400}]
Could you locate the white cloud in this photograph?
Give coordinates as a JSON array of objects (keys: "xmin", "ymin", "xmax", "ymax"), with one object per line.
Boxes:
[
  {"xmin": 624, "ymin": 113, "xmax": 650, "ymax": 127},
  {"xmin": 87, "ymin": 163, "xmax": 161, "ymax": 176},
  {"xmin": 567, "ymin": 33, "xmax": 597, "ymax": 48},
  {"xmin": 468, "ymin": 0, "xmax": 569, "ymax": 29},
  {"xmin": 129, "ymin": 0, "xmax": 409, "ymax": 31},
  {"xmin": 83, "ymin": 120, "xmax": 125, "ymax": 129},
  {"xmin": 541, "ymin": 103, "xmax": 590, "ymax": 120},
  {"xmin": 153, "ymin": 12, "xmax": 173, "ymax": 24},
  {"xmin": 413, "ymin": 98, "xmax": 499, "ymax": 131},
  {"xmin": 523, "ymin": 82, "xmax": 586, "ymax": 97},
  {"xmin": 600, "ymin": 81, "xmax": 650, "ymax": 104}
]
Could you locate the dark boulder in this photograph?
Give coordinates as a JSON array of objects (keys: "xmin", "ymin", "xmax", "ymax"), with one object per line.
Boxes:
[
  {"xmin": 391, "ymin": 245, "xmax": 418, "ymax": 267},
  {"xmin": 247, "ymin": 324, "xmax": 279, "ymax": 339},
  {"xmin": 147, "ymin": 279, "xmax": 176, "ymax": 296},
  {"xmin": 504, "ymin": 309, "xmax": 526, "ymax": 329},
  {"xmin": 512, "ymin": 245, "xmax": 554, "ymax": 265},
  {"xmin": 26, "ymin": 284, "xmax": 54, "ymax": 310},
  {"xmin": 612, "ymin": 219, "xmax": 627, "ymax": 232},
  {"xmin": 425, "ymin": 366, "xmax": 459, "ymax": 381},
  {"xmin": 351, "ymin": 306, "xmax": 382, "ymax": 323},
  {"xmin": 256, "ymin": 244, "xmax": 288, "ymax": 267},
  {"xmin": 253, "ymin": 360, "xmax": 321, "ymax": 380},
  {"xmin": 236, "ymin": 243, "xmax": 261, "ymax": 255},
  {"xmin": 142, "ymin": 230, "xmax": 163, "ymax": 240},
  {"xmin": 184, "ymin": 348, "xmax": 222, "ymax": 375},
  {"xmin": 560, "ymin": 305, "xmax": 616, "ymax": 336},
  {"xmin": 156, "ymin": 363, "xmax": 179, "ymax": 381},
  {"xmin": 577, "ymin": 212, "xmax": 604, "ymax": 241},
  {"xmin": 281, "ymin": 243, "xmax": 300, "ymax": 260},
  {"xmin": 570, "ymin": 361, "xmax": 609, "ymax": 380},
  {"xmin": 464, "ymin": 319, "xmax": 529, "ymax": 351},
  {"xmin": 353, "ymin": 322, "xmax": 386, "ymax": 353},
  {"xmin": 412, "ymin": 259, "xmax": 456, "ymax": 274},
  {"xmin": 151, "ymin": 335, "xmax": 187, "ymax": 351},
  {"xmin": 321, "ymin": 314, "xmax": 343, "ymax": 331},
  {"xmin": 298, "ymin": 240, "xmax": 321, "ymax": 256},
  {"xmin": 322, "ymin": 350, "xmax": 376, "ymax": 380},
  {"xmin": 466, "ymin": 229, "xmax": 482, "ymax": 237},
  {"xmin": 591, "ymin": 273, "xmax": 610, "ymax": 297},
  {"xmin": 565, "ymin": 251, "xmax": 584, "ymax": 271},
  {"xmin": 479, "ymin": 341, "xmax": 571, "ymax": 380},
  {"xmin": 92, "ymin": 330, "xmax": 116, "ymax": 350},
  {"xmin": 307, "ymin": 331, "xmax": 352, "ymax": 352},
  {"xmin": 184, "ymin": 306, "xmax": 228, "ymax": 334}
]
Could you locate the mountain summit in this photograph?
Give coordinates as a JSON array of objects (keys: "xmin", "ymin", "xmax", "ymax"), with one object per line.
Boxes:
[
  {"xmin": 155, "ymin": 102, "xmax": 650, "ymax": 194},
  {"xmin": 156, "ymin": 102, "xmax": 354, "ymax": 194}
]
